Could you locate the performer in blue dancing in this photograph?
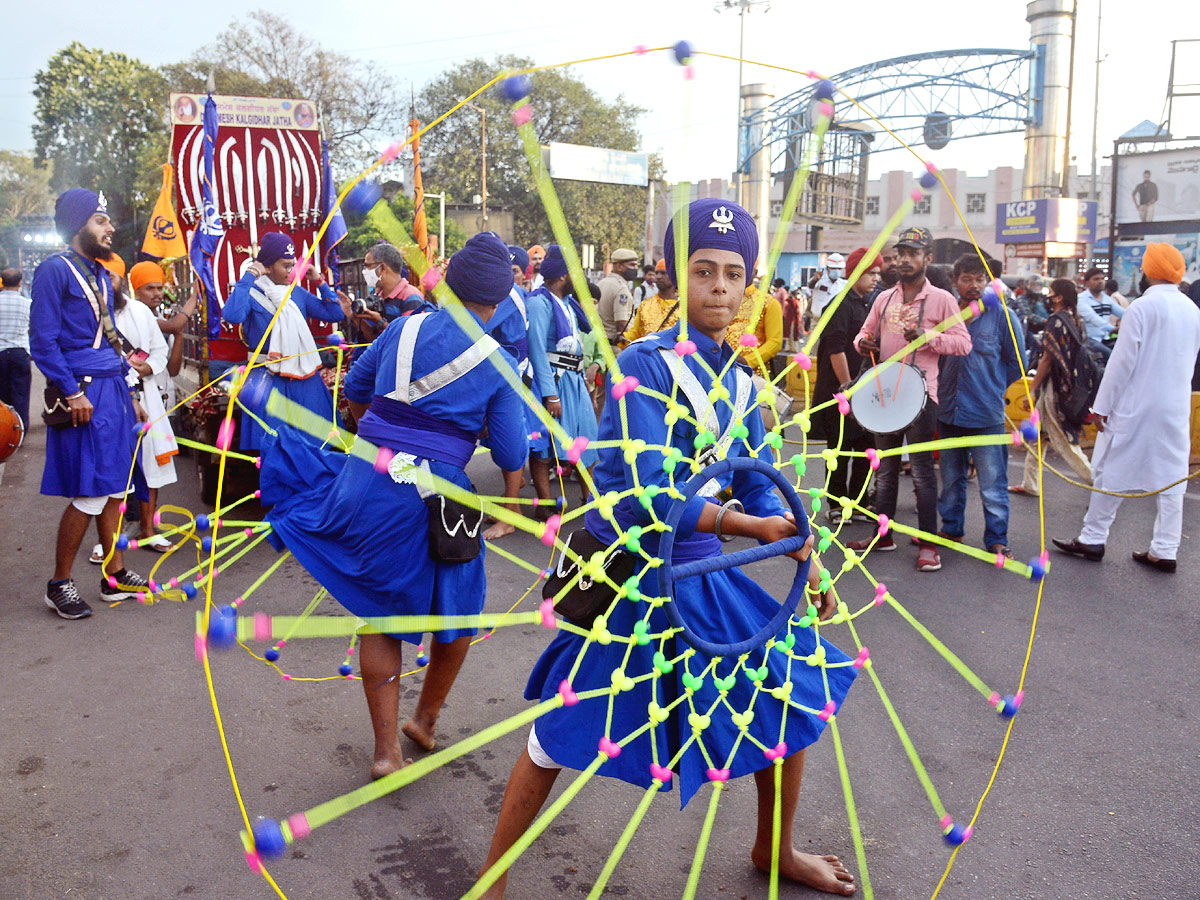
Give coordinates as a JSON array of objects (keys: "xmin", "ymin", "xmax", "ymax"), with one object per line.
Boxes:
[
  {"xmin": 259, "ymin": 232, "xmax": 528, "ymax": 779},
  {"xmin": 524, "ymin": 244, "xmax": 599, "ymax": 507},
  {"xmin": 221, "ymin": 232, "xmax": 349, "ymax": 451},
  {"xmin": 478, "ymin": 201, "xmax": 857, "ymax": 898}
]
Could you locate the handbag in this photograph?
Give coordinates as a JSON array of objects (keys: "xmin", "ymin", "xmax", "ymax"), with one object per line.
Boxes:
[
  {"xmin": 42, "ymin": 376, "xmax": 93, "ymax": 429},
  {"xmin": 425, "ymin": 493, "xmax": 484, "ymax": 564},
  {"xmin": 543, "ymin": 528, "xmax": 637, "ymax": 627}
]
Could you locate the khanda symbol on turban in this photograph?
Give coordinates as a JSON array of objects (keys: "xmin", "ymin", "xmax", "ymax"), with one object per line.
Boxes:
[{"xmin": 709, "ymin": 206, "xmax": 736, "ymax": 234}]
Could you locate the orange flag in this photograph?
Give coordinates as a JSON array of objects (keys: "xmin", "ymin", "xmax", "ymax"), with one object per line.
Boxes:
[
  {"xmin": 411, "ymin": 119, "xmax": 432, "ymax": 262},
  {"xmin": 142, "ymin": 163, "xmax": 187, "ymax": 259}
]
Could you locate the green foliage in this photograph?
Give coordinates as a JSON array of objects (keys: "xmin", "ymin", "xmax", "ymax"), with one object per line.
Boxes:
[
  {"xmin": 417, "ymin": 56, "xmax": 649, "ymax": 250},
  {"xmin": 0, "ymin": 151, "xmax": 57, "ymax": 266},
  {"xmin": 32, "ymin": 42, "xmax": 168, "ymax": 256},
  {"xmin": 339, "ymin": 190, "xmax": 467, "ymax": 260}
]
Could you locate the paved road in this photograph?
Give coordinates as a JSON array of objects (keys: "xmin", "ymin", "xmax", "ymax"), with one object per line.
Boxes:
[{"xmin": 2, "ymin": 409, "xmax": 1197, "ymax": 900}]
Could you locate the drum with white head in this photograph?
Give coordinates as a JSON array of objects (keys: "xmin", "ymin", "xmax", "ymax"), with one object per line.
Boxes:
[
  {"xmin": 848, "ymin": 359, "xmax": 927, "ymax": 436},
  {"xmin": 0, "ymin": 401, "xmax": 24, "ymax": 463}
]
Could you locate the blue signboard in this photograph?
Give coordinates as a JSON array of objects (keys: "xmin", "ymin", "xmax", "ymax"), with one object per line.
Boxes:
[{"xmin": 995, "ymin": 198, "xmax": 1098, "ymax": 244}]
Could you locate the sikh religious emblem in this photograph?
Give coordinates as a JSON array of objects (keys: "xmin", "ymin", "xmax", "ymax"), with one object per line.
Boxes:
[
  {"xmin": 151, "ymin": 215, "xmax": 177, "ymax": 241},
  {"xmin": 709, "ymin": 206, "xmax": 736, "ymax": 234},
  {"xmin": 97, "ymin": 191, "xmax": 108, "ymax": 213}
]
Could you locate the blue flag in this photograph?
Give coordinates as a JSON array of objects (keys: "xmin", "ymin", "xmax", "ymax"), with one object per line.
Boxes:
[
  {"xmin": 190, "ymin": 94, "xmax": 224, "ymax": 339},
  {"xmin": 321, "ymin": 140, "xmax": 348, "ymax": 287}
]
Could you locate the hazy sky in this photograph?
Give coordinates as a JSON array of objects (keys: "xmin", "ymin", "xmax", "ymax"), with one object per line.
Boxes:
[{"xmin": 4, "ymin": 0, "xmax": 1197, "ymax": 184}]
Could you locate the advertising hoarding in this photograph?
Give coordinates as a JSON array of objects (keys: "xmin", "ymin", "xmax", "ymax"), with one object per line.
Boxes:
[
  {"xmin": 1115, "ymin": 147, "xmax": 1200, "ymax": 225},
  {"xmin": 547, "ymin": 142, "xmax": 648, "ymax": 186},
  {"xmin": 995, "ymin": 198, "xmax": 1098, "ymax": 244}
]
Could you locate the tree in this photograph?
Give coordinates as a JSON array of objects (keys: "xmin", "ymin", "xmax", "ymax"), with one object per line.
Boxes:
[
  {"xmin": 0, "ymin": 151, "xmax": 56, "ymax": 266},
  {"xmin": 32, "ymin": 43, "xmax": 168, "ymax": 255},
  {"xmin": 170, "ymin": 11, "xmax": 405, "ymax": 170},
  {"xmin": 339, "ymin": 189, "xmax": 468, "ymax": 260},
  {"xmin": 417, "ymin": 56, "xmax": 650, "ymax": 251}
]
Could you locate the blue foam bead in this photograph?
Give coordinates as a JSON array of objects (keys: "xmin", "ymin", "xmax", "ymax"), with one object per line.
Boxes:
[
  {"xmin": 1028, "ymin": 558, "xmax": 1046, "ymax": 581},
  {"xmin": 416, "ymin": 653, "xmax": 429, "ymax": 667},
  {"xmin": 1019, "ymin": 420, "xmax": 1039, "ymax": 442},
  {"xmin": 555, "ymin": 496, "xmax": 566, "ymax": 510},
  {"xmin": 815, "ymin": 79, "xmax": 835, "ymax": 101},
  {"xmin": 116, "ymin": 534, "xmax": 129, "ymax": 551},
  {"xmin": 195, "ymin": 514, "xmax": 210, "ymax": 532},
  {"xmin": 943, "ymin": 824, "xmax": 966, "ymax": 846},
  {"xmin": 253, "ymin": 817, "xmax": 287, "ymax": 859},
  {"xmin": 207, "ymin": 605, "xmax": 237, "ymax": 649},
  {"xmin": 338, "ymin": 663, "xmax": 353, "ymax": 676},
  {"xmin": 981, "ymin": 285, "xmax": 1002, "ymax": 310},
  {"xmin": 201, "ymin": 536, "xmax": 213, "ymax": 552},
  {"xmin": 265, "ymin": 648, "xmax": 280, "ymax": 662},
  {"xmin": 183, "ymin": 583, "xmax": 197, "ymax": 599},
  {"xmin": 919, "ymin": 171, "xmax": 938, "ymax": 190},
  {"xmin": 239, "ymin": 368, "xmax": 273, "ymax": 418},
  {"xmin": 673, "ymin": 40, "xmax": 694, "ymax": 65},
  {"xmin": 499, "ymin": 73, "xmax": 532, "ymax": 102},
  {"xmin": 325, "ymin": 332, "xmax": 343, "ymax": 346},
  {"xmin": 998, "ymin": 695, "xmax": 1019, "ymax": 718},
  {"xmin": 343, "ymin": 180, "xmax": 383, "ymax": 217}
]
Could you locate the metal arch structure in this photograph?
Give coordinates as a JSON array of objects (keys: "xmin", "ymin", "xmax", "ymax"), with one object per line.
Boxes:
[{"xmin": 742, "ymin": 48, "xmax": 1039, "ymax": 171}]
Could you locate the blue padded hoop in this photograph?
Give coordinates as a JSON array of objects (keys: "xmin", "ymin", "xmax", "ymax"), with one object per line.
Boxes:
[{"xmin": 656, "ymin": 456, "xmax": 812, "ymax": 657}]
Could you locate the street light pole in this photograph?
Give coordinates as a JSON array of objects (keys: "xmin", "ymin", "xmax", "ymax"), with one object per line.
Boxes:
[
  {"xmin": 716, "ymin": 0, "xmax": 771, "ymax": 206},
  {"xmin": 1090, "ymin": 0, "xmax": 1103, "ymax": 204},
  {"xmin": 463, "ymin": 101, "xmax": 488, "ymax": 230}
]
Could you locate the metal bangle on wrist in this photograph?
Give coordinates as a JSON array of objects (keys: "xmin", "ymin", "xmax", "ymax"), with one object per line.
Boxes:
[{"xmin": 713, "ymin": 499, "xmax": 744, "ymax": 543}]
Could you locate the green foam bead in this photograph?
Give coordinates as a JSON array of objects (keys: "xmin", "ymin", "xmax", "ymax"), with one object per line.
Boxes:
[
  {"xmin": 808, "ymin": 488, "xmax": 822, "ymax": 499},
  {"xmin": 818, "ymin": 526, "xmax": 831, "ymax": 539},
  {"xmin": 693, "ymin": 430, "xmax": 715, "ymax": 449},
  {"xmin": 818, "ymin": 538, "xmax": 831, "ymax": 553},
  {"xmin": 653, "ymin": 651, "xmax": 674, "ymax": 674},
  {"xmin": 806, "ymin": 604, "xmax": 818, "ymax": 618},
  {"xmin": 681, "ymin": 672, "xmax": 703, "ymax": 692},
  {"xmin": 731, "ymin": 423, "xmax": 750, "ymax": 440},
  {"xmin": 798, "ymin": 616, "xmax": 812, "ymax": 628},
  {"xmin": 713, "ymin": 674, "xmax": 736, "ymax": 691},
  {"xmin": 624, "ymin": 578, "xmax": 643, "ymax": 603},
  {"xmin": 632, "ymin": 620, "xmax": 651, "ymax": 644},
  {"xmin": 766, "ymin": 433, "xmax": 783, "ymax": 449},
  {"xmin": 811, "ymin": 499, "xmax": 822, "ymax": 513}
]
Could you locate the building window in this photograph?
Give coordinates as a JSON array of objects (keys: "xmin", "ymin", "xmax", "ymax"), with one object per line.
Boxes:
[
  {"xmin": 913, "ymin": 195, "xmax": 932, "ymax": 215},
  {"xmin": 966, "ymin": 193, "xmax": 987, "ymax": 214},
  {"xmin": 770, "ymin": 200, "xmax": 783, "ymax": 218},
  {"xmin": 865, "ymin": 195, "xmax": 880, "ymax": 216}
]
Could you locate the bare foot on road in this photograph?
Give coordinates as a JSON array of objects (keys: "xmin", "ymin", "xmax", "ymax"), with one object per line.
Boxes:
[
  {"xmin": 482, "ymin": 521, "xmax": 516, "ymax": 541},
  {"xmin": 751, "ymin": 847, "xmax": 856, "ymax": 895},
  {"xmin": 402, "ymin": 716, "xmax": 437, "ymax": 752},
  {"xmin": 370, "ymin": 744, "xmax": 412, "ymax": 780}
]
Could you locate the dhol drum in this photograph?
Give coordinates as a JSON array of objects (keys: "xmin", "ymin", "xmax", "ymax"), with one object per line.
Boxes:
[
  {"xmin": 848, "ymin": 359, "xmax": 927, "ymax": 436},
  {"xmin": 0, "ymin": 401, "xmax": 24, "ymax": 462}
]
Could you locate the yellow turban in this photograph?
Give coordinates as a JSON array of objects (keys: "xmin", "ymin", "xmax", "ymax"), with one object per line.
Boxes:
[
  {"xmin": 129, "ymin": 261, "xmax": 164, "ymax": 292},
  {"xmin": 1142, "ymin": 242, "xmax": 1185, "ymax": 283},
  {"xmin": 99, "ymin": 254, "xmax": 126, "ymax": 280}
]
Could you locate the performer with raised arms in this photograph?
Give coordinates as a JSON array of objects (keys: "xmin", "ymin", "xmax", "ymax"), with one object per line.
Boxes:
[{"xmin": 478, "ymin": 200, "xmax": 858, "ymax": 897}]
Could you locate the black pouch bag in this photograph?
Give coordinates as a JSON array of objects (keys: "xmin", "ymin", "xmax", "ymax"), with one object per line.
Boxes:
[
  {"xmin": 543, "ymin": 528, "xmax": 637, "ymax": 627},
  {"xmin": 42, "ymin": 376, "xmax": 93, "ymax": 429},
  {"xmin": 425, "ymin": 493, "xmax": 485, "ymax": 564}
]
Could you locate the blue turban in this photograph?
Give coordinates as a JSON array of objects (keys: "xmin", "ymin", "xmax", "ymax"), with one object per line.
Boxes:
[
  {"xmin": 539, "ymin": 244, "xmax": 569, "ymax": 282},
  {"xmin": 508, "ymin": 245, "xmax": 530, "ymax": 273},
  {"xmin": 257, "ymin": 232, "xmax": 296, "ymax": 266},
  {"xmin": 445, "ymin": 231, "xmax": 514, "ymax": 306},
  {"xmin": 662, "ymin": 198, "xmax": 758, "ymax": 287},
  {"xmin": 55, "ymin": 189, "xmax": 107, "ymax": 240}
]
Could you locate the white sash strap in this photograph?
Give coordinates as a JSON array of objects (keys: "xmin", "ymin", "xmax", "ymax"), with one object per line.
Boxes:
[
  {"xmin": 387, "ymin": 313, "xmax": 502, "ymax": 403},
  {"xmin": 60, "ymin": 257, "xmax": 107, "ymax": 350}
]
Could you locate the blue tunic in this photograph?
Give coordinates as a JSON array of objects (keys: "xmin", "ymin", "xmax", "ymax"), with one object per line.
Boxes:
[
  {"xmin": 526, "ymin": 287, "xmax": 599, "ymax": 466},
  {"xmin": 260, "ymin": 307, "xmax": 529, "ymax": 644},
  {"xmin": 29, "ymin": 253, "xmax": 137, "ymax": 498},
  {"xmin": 525, "ymin": 326, "xmax": 857, "ymax": 807},
  {"xmin": 222, "ymin": 271, "xmax": 345, "ymax": 451}
]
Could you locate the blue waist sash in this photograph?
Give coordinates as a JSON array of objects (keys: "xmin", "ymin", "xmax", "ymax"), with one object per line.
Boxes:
[{"xmin": 356, "ymin": 395, "xmax": 477, "ymax": 469}]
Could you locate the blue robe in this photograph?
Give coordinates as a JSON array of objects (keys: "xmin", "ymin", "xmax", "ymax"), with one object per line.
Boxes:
[
  {"xmin": 260, "ymin": 307, "xmax": 529, "ymax": 644},
  {"xmin": 526, "ymin": 286, "xmax": 598, "ymax": 466},
  {"xmin": 221, "ymin": 271, "xmax": 345, "ymax": 451},
  {"xmin": 29, "ymin": 253, "xmax": 137, "ymax": 498},
  {"xmin": 525, "ymin": 326, "xmax": 857, "ymax": 807}
]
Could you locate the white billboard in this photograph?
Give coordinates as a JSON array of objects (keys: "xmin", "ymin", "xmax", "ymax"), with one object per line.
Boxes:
[
  {"xmin": 1116, "ymin": 147, "xmax": 1200, "ymax": 224},
  {"xmin": 547, "ymin": 142, "xmax": 648, "ymax": 187}
]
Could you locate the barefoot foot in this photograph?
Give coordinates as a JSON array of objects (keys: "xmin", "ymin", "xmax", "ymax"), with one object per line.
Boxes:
[
  {"xmin": 751, "ymin": 847, "xmax": 856, "ymax": 895},
  {"xmin": 482, "ymin": 521, "xmax": 516, "ymax": 541},
  {"xmin": 402, "ymin": 716, "xmax": 437, "ymax": 752},
  {"xmin": 370, "ymin": 746, "xmax": 412, "ymax": 780}
]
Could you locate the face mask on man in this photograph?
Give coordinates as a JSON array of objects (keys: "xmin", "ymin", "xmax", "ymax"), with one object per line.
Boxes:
[{"xmin": 362, "ymin": 265, "xmax": 380, "ymax": 291}]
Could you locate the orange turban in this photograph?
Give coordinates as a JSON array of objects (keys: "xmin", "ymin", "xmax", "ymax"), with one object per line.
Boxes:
[
  {"xmin": 129, "ymin": 261, "xmax": 164, "ymax": 292},
  {"xmin": 655, "ymin": 258, "xmax": 666, "ymax": 271},
  {"xmin": 528, "ymin": 244, "xmax": 545, "ymax": 258},
  {"xmin": 1142, "ymin": 242, "xmax": 1185, "ymax": 283},
  {"xmin": 99, "ymin": 254, "xmax": 126, "ymax": 280}
]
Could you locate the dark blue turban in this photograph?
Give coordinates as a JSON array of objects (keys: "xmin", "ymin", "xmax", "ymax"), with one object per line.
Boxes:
[
  {"xmin": 55, "ymin": 189, "xmax": 107, "ymax": 240},
  {"xmin": 445, "ymin": 231, "xmax": 514, "ymax": 306},
  {"xmin": 662, "ymin": 198, "xmax": 758, "ymax": 287},
  {"xmin": 539, "ymin": 244, "xmax": 569, "ymax": 282},
  {"xmin": 508, "ymin": 245, "xmax": 530, "ymax": 273},
  {"xmin": 257, "ymin": 232, "xmax": 296, "ymax": 266}
]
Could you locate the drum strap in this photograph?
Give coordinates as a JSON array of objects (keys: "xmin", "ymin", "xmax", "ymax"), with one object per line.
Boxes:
[
  {"xmin": 874, "ymin": 288, "xmax": 927, "ymax": 365},
  {"xmin": 658, "ymin": 348, "xmax": 754, "ymax": 497}
]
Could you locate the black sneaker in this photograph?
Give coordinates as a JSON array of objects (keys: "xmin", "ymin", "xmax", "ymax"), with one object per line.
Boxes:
[
  {"xmin": 45, "ymin": 580, "xmax": 92, "ymax": 619},
  {"xmin": 100, "ymin": 568, "xmax": 150, "ymax": 602}
]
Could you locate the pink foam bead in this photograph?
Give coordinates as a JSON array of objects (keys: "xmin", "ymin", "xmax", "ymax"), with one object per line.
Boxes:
[
  {"xmin": 1011, "ymin": 430, "xmax": 1023, "ymax": 446},
  {"xmin": 1029, "ymin": 409, "xmax": 1041, "ymax": 426},
  {"xmin": 738, "ymin": 333, "xmax": 759, "ymax": 348},
  {"xmin": 968, "ymin": 300, "xmax": 981, "ymax": 317},
  {"xmin": 818, "ymin": 101, "xmax": 834, "ymax": 117},
  {"xmin": 818, "ymin": 700, "xmax": 836, "ymax": 722},
  {"xmin": 988, "ymin": 692, "xmax": 1001, "ymax": 707},
  {"xmin": 286, "ymin": 814, "xmax": 311, "ymax": 840},
  {"xmin": 684, "ymin": 65, "xmax": 695, "ymax": 81},
  {"xmin": 567, "ymin": 435, "xmax": 590, "ymax": 463},
  {"xmin": 834, "ymin": 392, "xmax": 849, "ymax": 415},
  {"xmin": 995, "ymin": 550, "xmax": 1006, "ymax": 568},
  {"xmin": 598, "ymin": 736, "xmax": 621, "ymax": 758},
  {"xmin": 245, "ymin": 850, "xmax": 262, "ymax": 873},
  {"xmin": 118, "ymin": 502, "xmax": 127, "ymax": 514},
  {"xmin": 216, "ymin": 419, "xmax": 235, "ymax": 452},
  {"xmin": 282, "ymin": 674, "xmax": 292, "ymax": 681},
  {"xmin": 347, "ymin": 647, "xmax": 355, "ymax": 655},
  {"xmin": 940, "ymin": 814, "xmax": 954, "ymax": 829},
  {"xmin": 555, "ymin": 465, "xmax": 564, "ymax": 475},
  {"xmin": 611, "ymin": 376, "xmax": 639, "ymax": 400},
  {"xmin": 422, "ymin": 268, "xmax": 443, "ymax": 292},
  {"xmin": 805, "ymin": 69, "xmax": 820, "ymax": 79},
  {"xmin": 674, "ymin": 339, "xmax": 697, "ymax": 356},
  {"xmin": 169, "ymin": 577, "xmax": 179, "ymax": 588},
  {"xmin": 877, "ymin": 514, "xmax": 890, "ymax": 536},
  {"xmin": 1014, "ymin": 690, "xmax": 1024, "ymax": 706},
  {"xmin": 865, "ymin": 448, "xmax": 880, "ymax": 470},
  {"xmin": 254, "ymin": 490, "xmax": 262, "ymax": 499},
  {"xmin": 558, "ymin": 679, "xmax": 579, "ymax": 706},
  {"xmin": 254, "ymin": 612, "xmax": 272, "ymax": 643},
  {"xmin": 254, "ymin": 457, "xmax": 262, "ymax": 469},
  {"xmin": 141, "ymin": 421, "xmax": 152, "ymax": 433},
  {"xmin": 539, "ymin": 598, "xmax": 557, "ymax": 629},
  {"xmin": 706, "ymin": 767, "xmax": 730, "ymax": 782},
  {"xmin": 136, "ymin": 592, "xmax": 147, "ymax": 604},
  {"xmin": 148, "ymin": 578, "xmax": 158, "ymax": 592},
  {"xmin": 764, "ymin": 741, "xmax": 788, "ymax": 761},
  {"xmin": 1039, "ymin": 551, "xmax": 1049, "ymax": 566},
  {"xmin": 910, "ymin": 188, "xmax": 924, "ymax": 203},
  {"xmin": 290, "ymin": 254, "xmax": 312, "ymax": 284},
  {"xmin": 153, "ymin": 511, "xmax": 162, "ymax": 526},
  {"xmin": 244, "ymin": 528, "xmax": 253, "ymax": 537},
  {"xmin": 634, "ymin": 44, "xmax": 648, "ymax": 55},
  {"xmin": 649, "ymin": 763, "xmax": 673, "ymax": 782},
  {"xmin": 511, "ymin": 105, "xmax": 533, "ymax": 127},
  {"xmin": 925, "ymin": 161, "xmax": 939, "ymax": 174},
  {"xmin": 540, "ymin": 514, "xmax": 561, "ymax": 546},
  {"xmin": 378, "ymin": 142, "xmax": 403, "ymax": 163},
  {"xmin": 792, "ymin": 351, "xmax": 812, "ymax": 370},
  {"xmin": 875, "ymin": 582, "xmax": 887, "ymax": 596},
  {"xmin": 962, "ymin": 825, "xmax": 974, "ymax": 842},
  {"xmin": 194, "ymin": 633, "xmax": 206, "ymax": 660},
  {"xmin": 277, "ymin": 639, "xmax": 287, "ymax": 647},
  {"xmin": 128, "ymin": 539, "xmax": 139, "ymax": 550},
  {"xmin": 992, "ymin": 278, "xmax": 1005, "ymax": 295},
  {"xmin": 107, "ymin": 575, "xmax": 118, "ymax": 588}
]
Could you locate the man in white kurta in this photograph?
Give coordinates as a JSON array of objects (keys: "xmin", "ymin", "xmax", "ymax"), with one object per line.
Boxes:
[{"xmin": 1054, "ymin": 243, "xmax": 1200, "ymax": 569}]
